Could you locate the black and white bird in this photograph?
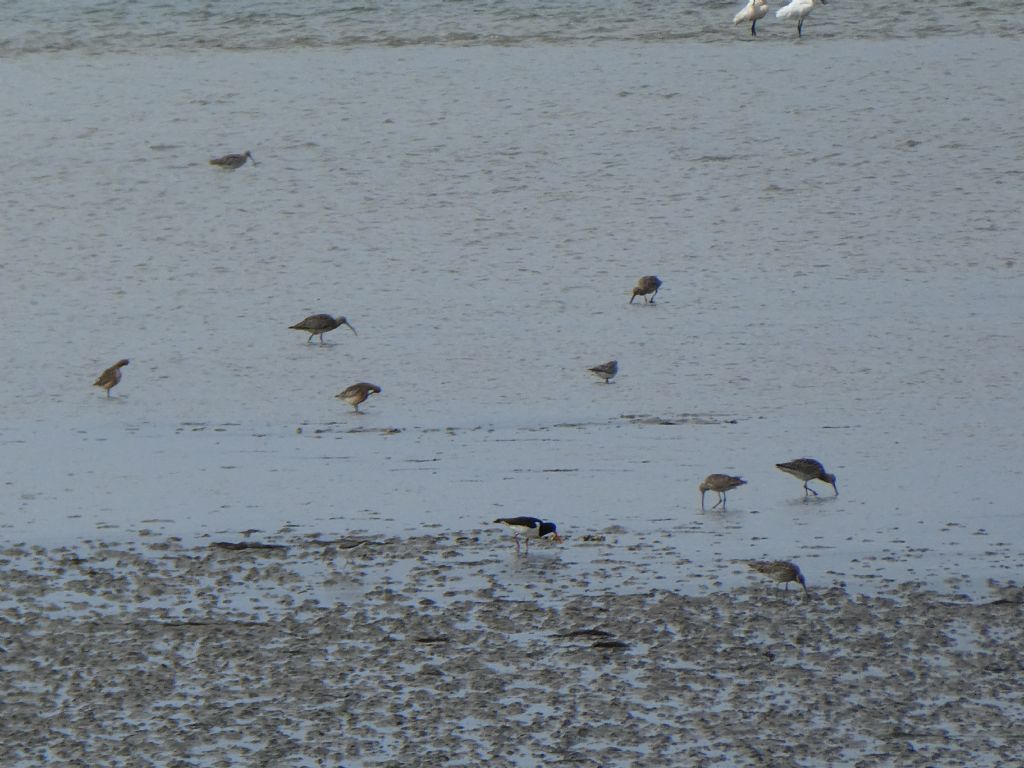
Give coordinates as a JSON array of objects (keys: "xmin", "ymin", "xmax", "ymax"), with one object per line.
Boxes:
[{"xmin": 493, "ymin": 516, "xmax": 564, "ymax": 554}]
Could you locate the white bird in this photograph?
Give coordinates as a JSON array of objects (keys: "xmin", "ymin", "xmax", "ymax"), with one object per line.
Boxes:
[
  {"xmin": 734, "ymin": 0, "xmax": 769, "ymax": 37},
  {"xmin": 775, "ymin": 0, "xmax": 826, "ymax": 37}
]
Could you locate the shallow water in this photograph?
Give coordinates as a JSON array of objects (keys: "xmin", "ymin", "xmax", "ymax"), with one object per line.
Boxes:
[{"xmin": 2, "ymin": 7, "xmax": 1023, "ymax": 599}]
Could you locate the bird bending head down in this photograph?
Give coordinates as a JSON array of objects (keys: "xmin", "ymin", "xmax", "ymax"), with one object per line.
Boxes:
[{"xmin": 493, "ymin": 516, "xmax": 564, "ymax": 553}]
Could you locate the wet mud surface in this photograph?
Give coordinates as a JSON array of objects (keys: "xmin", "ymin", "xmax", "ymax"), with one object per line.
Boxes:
[{"xmin": 3, "ymin": 531, "xmax": 1022, "ymax": 767}]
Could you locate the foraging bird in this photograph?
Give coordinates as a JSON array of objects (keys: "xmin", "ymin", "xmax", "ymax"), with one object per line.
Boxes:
[
  {"xmin": 747, "ymin": 560, "xmax": 808, "ymax": 594},
  {"xmin": 93, "ymin": 359, "xmax": 129, "ymax": 398},
  {"xmin": 493, "ymin": 517, "xmax": 564, "ymax": 554},
  {"xmin": 699, "ymin": 474, "xmax": 747, "ymax": 510},
  {"xmin": 588, "ymin": 360, "xmax": 618, "ymax": 384},
  {"xmin": 775, "ymin": 0, "xmax": 826, "ymax": 37},
  {"xmin": 629, "ymin": 275, "xmax": 662, "ymax": 304},
  {"xmin": 734, "ymin": 0, "xmax": 769, "ymax": 36},
  {"xmin": 336, "ymin": 382, "xmax": 381, "ymax": 412},
  {"xmin": 289, "ymin": 314, "xmax": 357, "ymax": 345},
  {"xmin": 775, "ymin": 458, "xmax": 838, "ymax": 496},
  {"xmin": 209, "ymin": 150, "xmax": 255, "ymax": 169}
]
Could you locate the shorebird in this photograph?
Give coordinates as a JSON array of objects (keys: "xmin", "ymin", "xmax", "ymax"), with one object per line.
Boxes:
[
  {"xmin": 629, "ymin": 275, "xmax": 662, "ymax": 304},
  {"xmin": 588, "ymin": 360, "xmax": 618, "ymax": 384},
  {"xmin": 209, "ymin": 150, "xmax": 255, "ymax": 169},
  {"xmin": 747, "ymin": 560, "xmax": 808, "ymax": 594},
  {"xmin": 699, "ymin": 474, "xmax": 747, "ymax": 510},
  {"xmin": 775, "ymin": 0, "xmax": 825, "ymax": 37},
  {"xmin": 289, "ymin": 314, "xmax": 357, "ymax": 345},
  {"xmin": 493, "ymin": 517, "xmax": 564, "ymax": 554},
  {"xmin": 775, "ymin": 458, "xmax": 838, "ymax": 496},
  {"xmin": 336, "ymin": 382, "xmax": 381, "ymax": 412},
  {"xmin": 734, "ymin": 0, "xmax": 769, "ymax": 36},
  {"xmin": 93, "ymin": 359, "xmax": 129, "ymax": 398}
]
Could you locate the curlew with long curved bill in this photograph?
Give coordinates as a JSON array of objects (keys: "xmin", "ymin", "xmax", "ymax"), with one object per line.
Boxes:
[{"xmin": 289, "ymin": 314, "xmax": 357, "ymax": 345}]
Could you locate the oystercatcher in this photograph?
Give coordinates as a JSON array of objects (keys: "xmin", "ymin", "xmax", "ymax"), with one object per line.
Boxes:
[{"xmin": 493, "ymin": 517, "xmax": 564, "ymax": 554}]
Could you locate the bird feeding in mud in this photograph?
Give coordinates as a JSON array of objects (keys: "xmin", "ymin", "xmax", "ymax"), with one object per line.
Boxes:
[
  {"xmin": 493, "ymin": 517, "xmax": 564, "ymax": 554},
  {"xmin": 629, "ymin": 275, "xmax": 662, "ymax": 304},
  {"xmin": 699, "ymin": 474, "xmax": 747, "ymax": 510},
  {"xmin": 775, "ymin": 458, "xmax": 838, "ymax": 496},
  {"xmin": 747, "ymin": 560, "xmax": 808, "ymax": 594},
  {"xmin": 336, "ymin": 382, "xmax": 381, "ymax": 412}
]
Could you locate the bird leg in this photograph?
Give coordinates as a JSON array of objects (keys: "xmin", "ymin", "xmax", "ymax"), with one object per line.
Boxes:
[
  {"xmin": 712, "ymin": 493, "xmax": 725, "ymax": 510},
  {"xmin": 804, "ymin": 482, "xmax": 819, "ymax": 496},
  {"xmin": 751, "ymin": 20, "xmax": 757, "ymax": 36},
  {"xmin": 798, "ymin": 19, "xmax": 804, "ymax": 37}
]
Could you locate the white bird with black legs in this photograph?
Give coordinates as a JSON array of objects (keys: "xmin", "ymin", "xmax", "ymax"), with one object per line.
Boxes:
[
  {"xmin": 775, "ymin": 0, "xmax": 826, "ymax": 37},
  {"xmin": 734, "ymin": 0, "xmax": 769, "ymax": 37}
]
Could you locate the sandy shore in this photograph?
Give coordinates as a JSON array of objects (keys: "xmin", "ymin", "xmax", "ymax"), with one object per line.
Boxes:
[{"xmin": 2, "ymin": 531, "xmax": 1021, "ymax": 767}]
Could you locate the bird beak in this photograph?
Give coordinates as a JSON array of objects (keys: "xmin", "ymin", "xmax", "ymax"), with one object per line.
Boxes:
[
  {"xmin": 553, "ymin": 533, "xmax": 564, "ymax": 544},
  {"xmin": 344, "ymin": 321, "xmax": 358, "ymax": 336}
]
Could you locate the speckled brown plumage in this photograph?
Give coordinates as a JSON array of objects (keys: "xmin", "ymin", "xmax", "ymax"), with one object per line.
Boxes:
[
  {"xmin": 94, "ymin": 359, "xmax": 129, "ymax": 398},
  {"xmin": 336, "ymin": 382, "xmax": 381, "ymax": 412},
  {"xmin": 289, "ymin": 314, "xmax": 357, "ymax": 344},
  {"xmin": 776, "ymin": 458, "xmax": 838, "ymax": 496},
  {"xmin": 209, "ymin": 150, "xmax": 255, "ymax": 169},
  {"xmin": 747, "ymin": 560, "xmax": 808, "ymax": 594},
  {"xmin": 699, "ymin": 474, "xmax": 746, "ymax": 510},
  {"xmin": 629, "ymin": 275, "xmax": 662, "ymax": 304},
  {"xmin": 588, "ymin": 360, "xmax": 618, "ymax": 383}
]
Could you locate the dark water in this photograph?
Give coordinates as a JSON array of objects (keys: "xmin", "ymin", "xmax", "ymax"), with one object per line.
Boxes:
[{"xmin": 1, "ymin": 0, "xmax": 1021, "ymax": 55}]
